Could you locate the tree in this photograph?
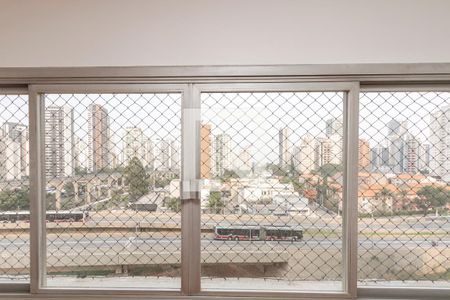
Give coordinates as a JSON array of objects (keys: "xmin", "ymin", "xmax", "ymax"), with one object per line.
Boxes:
[
  {"xmin": 325, "ymin": 185, "xmax": 340, "ymax": 214},
  {"xmin": 415, "ymin": 186, "xmax": 450, "ymax": 216},
  {"xmin": 265, "ymin": 163, "xmax": 288, "ymax": 177},
  {"xmin": 396, "ymin": 189, "xmax": 409, "ymax": 211},
  {"xmin": 124, "ymin": 157, "xmax": 149, "ymax": 201},
  {"xmin": 64, "ymin": 182, "xmax": 74, "ymax": 196},
  {"xmin": 166, "ymin": 197, "xmax": 181, "ymax": 213},
  {"xmin": 207, "ymin": 191, "xmax": 225, "ymax": 214},
  {"xmin": 219, "ymin": 169, "xmax": 240, "ymax": 182},
  {"xmin": 374, "ymin": 187, "xmax": 394, "ymax": 214},
  {"xmin": 0, "ymin": 189, "xmax": 29, "ymax": 211},
  {"xmin": 316, "ymin": 164, "xmax": 343, "ymax": 178}
]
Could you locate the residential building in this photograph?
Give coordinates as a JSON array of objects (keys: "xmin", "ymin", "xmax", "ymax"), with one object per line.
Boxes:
[
  {"xmin": 200, "ymin": 124, "xmax": 212, "ymax": 178},
  {"xmin": 1, "ymin": 122, "xmax": 29, "ymax": 177},
  {"xmin": 44, "ymin": 105, "xmax": 74, "ymax": 178},
  {"xmin": 278, "ymin": 127, "xmax": 291, "ymax": 167},
  {"xmin": 326, "ymin": 117, "xmax": 343, "ymax": 138},
  {"xmin": 88, "ymin": 104, "xmax": 111, "ymax": 172},
  {"xmin": 0, "ymin": 128, "xmax": 21, "ymax": 180},
  {"xmin": 213, "ymin": 133, "xmax": 231, "ymax": 177},
  {"xmin": 359, "ymin": 139, "xmax": 371, "ymax": 170},
  {"xmin": 429, "ymin": 104, "xmax": 450, "ymax": 180}
]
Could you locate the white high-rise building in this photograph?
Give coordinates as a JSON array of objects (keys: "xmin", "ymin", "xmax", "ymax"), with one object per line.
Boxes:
[
  {"xmin": 326, "ymin": 118, "xmax": 343, "ymax": 138},
  {"xmin": 213, "ymin": 133, "xmax": 232, "ymax": 177},
  {"xmin": 123, "ymin": 127, "xmax": 146, "ymax": 165},
  {"xmin": 278, "ymin": 127, "xmax": 292, "ymax": 167},
  {"xmin": 44, "ymin": 105, "xmax": 74, "ymax": 178},
  {"xmin": 235, "ymin": 146, "xmax": 252, "ymax": 172},
  {"xmin": 1, "ymin": 122, "xmax": 29, "ymax": 178},
  {"xmin": 74, "ymin": 137, "xmax": 89, "ymax": 172},
  {"xmin": 402, "ymin": 133, "xmax": 420, "ymax": 174},
  {"xmin": 143, "ymin": 137, "xmax": 154, "ymax": 170},
  {"xmin": 88, "ymin": 104, "xmax": 111, "ymax": 172},
  {"xmin": 329, "ymin": 134, "xmax": 342, "ymax": 165},
  {"xmin": 386, "ymin": 119, "xmax": 409, "ymax": 173},
  {"xmin": 418, "ymin": 143, "xmax": 431, "ymax": 172},
  {"xmin": 429, "ymin": 105, "xmax": 450, "ymax": 180},
  {"xmin": 298, "ymin": 135, "xmax": 315, "ymax": 174},
  {"xmin": 155, "ymin": 139, "xmax": 171, "ymax": 171},
  {"xmin": 0, "ymin": 128, "xmax": 21, "ymax": 180}
]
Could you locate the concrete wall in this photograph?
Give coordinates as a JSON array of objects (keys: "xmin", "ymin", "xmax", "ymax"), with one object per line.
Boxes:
[{"xmin": 1, "ymin": 0, "xmax": 450, "ymax": 67}]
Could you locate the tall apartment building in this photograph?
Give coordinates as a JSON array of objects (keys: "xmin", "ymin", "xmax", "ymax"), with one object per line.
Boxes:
[
  {"xmin": 235, "ymin": 146, "xmax": 252, "ymax": 172},
  {"xmin": 296, "ymin": 134, "xmax": 315, "ymax": 174},
  {"xmin": 123, "ymin": 127, "xmax": 146, "ymax": 166},
  {"xmin": 143, "ymin": 137, "xmax": 154, "ymax": 170},
  {"xmin": 325, "ymin": 117, "xmax": 343, "ymax": 138},
  {"xmin": 0, "ymin": 128, "xmax": 21, "ymax": 180},
  {"xmin": 278, "ymin": 127, "xmax": 292, "ymax": 167},
  {"xmin": 88, "ymin": 104, "xmax": 111, "ymax": 172},
  {"xmin": 45, "ymin": 105, "xmax": 74, "ymax": 178},
  {"xmin": 358, "ymin": 139, "xmax": 371, "ymax": 170},
  {"xmin": 200, "ymin": 124, "xmax": 212, "ymax": 179},
  {"xmin": 155, "ymin": 139, "xmax": 170, "ymax": 171},
  {"xmin": 212, "ymin": 133, "xmax": 232, "ymax": 177},
  {"xmin": 402, "ymin": 133, "xmax": 421, "ymax": 174},
  {"xmin": 429, "ymin": 104, "xmax": 450, "ymax": 179},
  {"xmin": 386, "ymin": 119, "xmax": 409, "ymax": 173},
  {"xmin": 74, "ymin": 136, "xmax": 89, "ymax": 171},
  {"xmin": 371, "ymin": 144, "xmax": 390, "ymax": 172},
  {"xmin": 1, "ymin": 122, "xmax": 29, "ymax": 177},
  {"xmin": 418, "ymin": 143, "xmax": 431, "ymax": 172}
]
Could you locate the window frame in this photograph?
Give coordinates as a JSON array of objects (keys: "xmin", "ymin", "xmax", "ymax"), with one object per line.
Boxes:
[
  {"xmin": 28, "ymin": 84, "xmax": 190, "ymax": 296},
  {"xmin": 0, "ymin": 63, "xmax": 448, "ymax": 299},
  {"xmin": 194, "ymin": 82, "xmax": 359, "ymax": 299},
  {"xmin": 0, "ymin": 87, "xmax": 30, "ymax": 294}
]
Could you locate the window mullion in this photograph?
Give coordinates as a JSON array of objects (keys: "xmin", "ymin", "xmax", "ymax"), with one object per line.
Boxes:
[
  {"xmin": 180, "ymin": 84, "xmax": 201, "ymax": 295},
  {"xmin": 29, "ymin": 86, "xmax": 47, "ymax": 293},
  {"xmin": 342, "ymin": 84, "xmax": 360, "ymax": 297}
]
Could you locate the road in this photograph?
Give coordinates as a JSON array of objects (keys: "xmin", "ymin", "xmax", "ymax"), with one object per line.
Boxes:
[
  {"xmin": 1, "ymin": 235, "xmax": 448, "ymax": 253},
  {"xmin": 86, "ymin": 211, "xmax": 450, "ymax": 233}
]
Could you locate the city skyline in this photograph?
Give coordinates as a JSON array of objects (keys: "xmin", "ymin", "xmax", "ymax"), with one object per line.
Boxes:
[{"xmin": 0, "ymin": 93, "xmax": 449, "ymax": 180}]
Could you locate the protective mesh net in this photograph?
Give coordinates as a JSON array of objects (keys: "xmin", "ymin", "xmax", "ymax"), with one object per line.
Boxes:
[
  {"xmin": 0, "ymin": 94, "xmax": 30, "ymax": 283},
  {"xmin": 358, "ymin": 92, "xmax": 450, "ymax": 288},
  {"xmin": 43, "ymin": 93, "xmax": 181, "ymax": 289},
  {"xmin": 200, "ymin": 92, "xmax": 345, "ymax": 291}
]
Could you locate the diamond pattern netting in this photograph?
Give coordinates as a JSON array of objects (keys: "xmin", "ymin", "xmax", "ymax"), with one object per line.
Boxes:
[
  {"xmin": 200, "ymin": 92, "xmax": 344, "ymax": 291},
  {"xmin": 0, "ymin": 94, "xmax": 30, "ymax": 282},
  {"xmin": 358, "ymin": 92, "xmax": 450, "ymax": 287},
  {"xmin": 44, "ymin": 93, "xmax": 181, "ymax": 288}
]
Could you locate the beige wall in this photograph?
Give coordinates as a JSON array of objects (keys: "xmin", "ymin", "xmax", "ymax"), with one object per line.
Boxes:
[{"xmin": 1, "ymin": 0, "xmax": 449, "ymax": 67}]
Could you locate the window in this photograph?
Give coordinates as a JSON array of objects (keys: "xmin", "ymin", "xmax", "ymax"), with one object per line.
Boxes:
[
  {"xmin": 200, "ymin": 89, "xmax": 346, "ymax": 292},
  {"xmin": 0, "ymin": 92, "xmax": 29, "ymax": 285},
  {"xmin": 0, "ymin": 65, "xmax": 449, "ymax": 299},
  {"xmin": 41, "ymin": 91, "xmax": 182, "ymax": 290},
  {"xmin": 358, "ymin": 91, "xmax": 450, "ymax": 289}
]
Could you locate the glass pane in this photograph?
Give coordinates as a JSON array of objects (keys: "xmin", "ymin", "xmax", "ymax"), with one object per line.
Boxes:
[
  {"xmin": 0, "ymin": 94, "xmax": 29, "ymax": 283},
  {"xmin": 359, "ymin": 91, "xmax": 450, "ymax": 288},
  {"xmin": 200, "ymin": 91, "xmax": 345, "ymax": 291},
  {"xmin": 43, "ymin": 93, "xmax": 181, "ymax": 289}
]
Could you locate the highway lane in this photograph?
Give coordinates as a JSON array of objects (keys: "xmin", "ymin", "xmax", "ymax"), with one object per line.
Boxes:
[
  {"xmin": 1, "ymin": 235, "xmax": 449, "ymax": 254},
  {"xmin": 87, "ymin": 212, "xmax": 450, "ymax": 232}
]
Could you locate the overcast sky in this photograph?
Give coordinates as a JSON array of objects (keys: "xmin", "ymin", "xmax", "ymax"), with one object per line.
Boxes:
[{"xmin": 1, "ymin": 91, "xmax": 448, "ymax": 165}]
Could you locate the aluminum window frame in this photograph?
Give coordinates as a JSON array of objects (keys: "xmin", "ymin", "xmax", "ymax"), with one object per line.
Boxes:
[
  {"xmin": 357, "ymin": 84, "xmax": 450, "ymax": 300},
  {"xmin": 0, "ymin": 63, "xmax": 449, "ymax": 299},
  {"xmin": 0, "ymin": 87, "xmax": 30, "ymax": 294},
  {"xmin": 28, "ymin": 84, "xmax": 191, "ymax": 296},
  {"xmin": 194, "ymin": 82, "xmax": 359, "ymax": 299}
]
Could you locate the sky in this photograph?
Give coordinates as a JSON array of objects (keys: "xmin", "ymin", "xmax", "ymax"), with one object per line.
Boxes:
[{"xmin": 1, "ymin": 91, "xmax": 449, "ymax": 166}]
